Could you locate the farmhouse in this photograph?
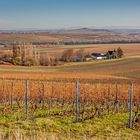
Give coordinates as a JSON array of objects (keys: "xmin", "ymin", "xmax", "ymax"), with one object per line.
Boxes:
[
  {"xmin": 106, "ymin": 50, "xmax": 117, "ymax": 59},
  {"xmin": 91, "ymin": 53, "xmax": 107, "ymax": 60},
  {"xmin": 91, "ymin": 50, "xmax": 117, "ymax": 60}
]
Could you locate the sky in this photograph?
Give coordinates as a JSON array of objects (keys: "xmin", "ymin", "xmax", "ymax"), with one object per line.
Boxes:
[{"xmin": 0, "ymin": 0, "xmax": 140, "ymax": 30}]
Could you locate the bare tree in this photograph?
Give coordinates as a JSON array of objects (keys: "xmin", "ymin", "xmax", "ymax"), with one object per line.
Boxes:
[
  {"xmin": 75, "ymin": 48, "xmax": 88, "ymax": 61},
  {"xmin": 61, "ymin": 49, "xmax": 74, "ymax": 62}
]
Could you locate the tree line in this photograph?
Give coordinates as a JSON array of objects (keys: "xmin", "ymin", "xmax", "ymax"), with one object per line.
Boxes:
[{"xmin": 0, "ymin": 42, "xmax": 124, "ymax": 66}]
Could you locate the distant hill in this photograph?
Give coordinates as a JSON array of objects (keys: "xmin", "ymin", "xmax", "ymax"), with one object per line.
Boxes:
[
  {"xmin": 1, "ymin": 28, "xmax": 140, "ymax": 45},
  {"xmin": 1, "ymin": 28, "xmax": 140, "ymax": 34},
  {"xmin": 58, "ymin": 28, "xmax": 113, "ymax": 34},
  {"xmin": 51, "ymin": 28, "xmax": 140, "ymax": 34},
  {"xmin": 110, "ymin": 29, "xmax": 140, "ymax": 34}
]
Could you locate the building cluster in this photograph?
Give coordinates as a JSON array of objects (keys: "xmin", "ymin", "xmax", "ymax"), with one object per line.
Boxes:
[{"xmin": 91, "ymin": 50, "xmax": 118, "ymax": 60}]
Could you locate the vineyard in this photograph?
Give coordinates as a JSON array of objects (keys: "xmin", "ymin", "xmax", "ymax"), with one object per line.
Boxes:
[{"xmin": 0, "ymin": 78, "xmax": 140, "ymax": 122}]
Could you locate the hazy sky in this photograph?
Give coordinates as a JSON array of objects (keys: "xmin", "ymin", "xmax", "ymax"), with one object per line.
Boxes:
[{"xmin": 0, "ymin": 0, "xmax": 140, "ymax": 30}]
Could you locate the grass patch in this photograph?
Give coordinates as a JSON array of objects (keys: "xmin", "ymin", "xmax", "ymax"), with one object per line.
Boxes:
[{"xmin": 0, "ymin": 109, "xmax": 140, "ymax": 139}]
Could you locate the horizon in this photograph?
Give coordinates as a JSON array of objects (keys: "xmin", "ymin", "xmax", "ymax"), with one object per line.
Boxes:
[
  {"xmin": 0, "ymin": 0, "xmax": 140, "ymax": 30},
  {"xmin": 1, "ymin": 26, "xmax": 140, "ymax": 32}
]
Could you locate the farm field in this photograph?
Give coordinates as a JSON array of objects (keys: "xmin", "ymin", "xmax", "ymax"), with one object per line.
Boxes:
[
  {"xmin": 0, "ymin": 56, "xmax": 140, "ymax": 80},
  {"xmin": 1, "ymin": 31, "xmax": 140, "ymax": 44},
  {"xmin": 40, "ymin": 43, "xmax": 140, "ymax": 57},
  {"xmin": 0, "ymin": 43, "xmax": 140, "ymax": 140}
]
